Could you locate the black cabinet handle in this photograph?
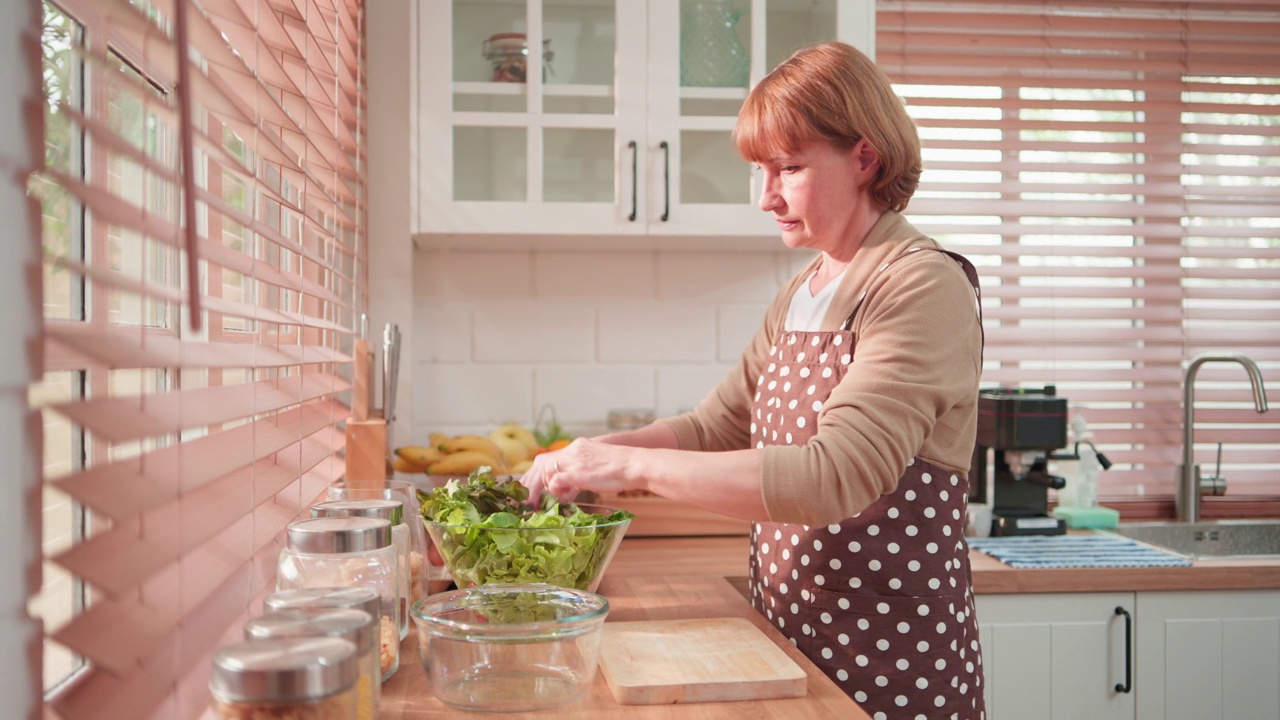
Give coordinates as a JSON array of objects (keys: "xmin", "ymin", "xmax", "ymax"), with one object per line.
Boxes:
[
  {"xmin": 1114, "ymin": 606, "xmax": 1132, "ymax": 693},
  {"xmin": 659, "ymin": 140, "xmax": 670, "ymax": 221},
  {"xmin": 627, "ymin": 140, "xmax": 638, "ymax": 222}
]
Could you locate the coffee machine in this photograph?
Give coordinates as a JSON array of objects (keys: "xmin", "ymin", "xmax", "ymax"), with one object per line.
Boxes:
[{"xmin": 969, "ymin": 385, "xmax": 1069, "ymax": 536}]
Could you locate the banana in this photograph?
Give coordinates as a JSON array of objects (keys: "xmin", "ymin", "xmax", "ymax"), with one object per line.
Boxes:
[
  {"xmin": 394, "ymin": 445, "xmax": 445, "ymax": 468},
  {"xmin": 438, "ymin": 434, "xmax": 506, "ymax": 461},
  {"xmin": 427, "ymin": 449, "xmax": 507, "ymax": 476},
  {"xmin": 510, "ymin": 458, "xmax": 534, "ymax": 474},
  {"xmin": 392, "ymin": 455, "xmax": 431, "ymax": 474},
  {"xmin": 428, "ymin": 432, "xmax": 449, "ymax": 448}
]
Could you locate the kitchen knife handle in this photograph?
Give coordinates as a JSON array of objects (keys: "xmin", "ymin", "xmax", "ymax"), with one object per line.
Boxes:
[
  {"xmin": 627, "ymin": 140, "xmax": 638, "ymax": 222},
  {"xmin": 1114, "ymin": 606, "xmax": 1132, "ymax": 694},
  {"xmin": 660, "ymin": 140, "xmax": 670, "ymax": 222}
]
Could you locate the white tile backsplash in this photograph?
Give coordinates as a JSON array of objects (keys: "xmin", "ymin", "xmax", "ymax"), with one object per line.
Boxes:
[
  {"xmin": 414, "ymin": 363, "xmax": 534, "ymax": 427},
  {"xmin": 535, "ymin": 365, "xmax": 657, "ymax": 429},
  {"xmin": 598, "ymin": 302, "xmax": 718, "ymax": 363},
  {"xmin": 717, "ymin": 304, "xmax": 770, "ymax": 361},
  {"xmin": 411, "ymin": 247, "xmax": 791, "ymax": 435},
  {"xmin": 534, "ymin": 251, "xmax": 656, "ymax": 298},
  {"xmin": 473, "ymin": 302, "xmax": 596, "ymax": 363},
  {"xmin": 656, "ymin": 252, "xmax": 786, "ymax": 302}
]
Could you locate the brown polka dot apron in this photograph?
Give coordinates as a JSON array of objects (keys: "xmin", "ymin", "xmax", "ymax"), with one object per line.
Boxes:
[{"xmin": 748, "ymin": 249, "xmax": 985, "ymax": 720}]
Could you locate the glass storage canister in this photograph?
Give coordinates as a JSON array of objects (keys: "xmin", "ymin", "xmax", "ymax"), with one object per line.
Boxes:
[
  {"xmin": 312, "ymin": 498, "xmax": 411, "ymax": 641},
  {"xmin": 328, "ymin": 479, "xmax": 435, "ymax": 603},
  {"xmin": 277, "ymin": 516, "xmax": 400, "ymax": 680},
  {"xmin": 244, "ymin": 609, "xmax": 379, "ymax": 720},
  {"xmin": 482, "ymin": 32, "xmax": 554, "ymax": 83},
  {"xmin": 210, "ymin": 636, "xmax": 359, "ymax": 720},
  {"xmin": 262, "ymin": 587, "xmax": 385, "ymax": 679}
]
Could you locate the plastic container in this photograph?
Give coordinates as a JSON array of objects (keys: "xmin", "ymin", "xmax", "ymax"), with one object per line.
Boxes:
[
  {"xmin": 409, "ymin": 583, "xmax": 608, "ymax": 712},
  {"xmin": 312, "ymin": 498, "xmax": 410, "ymax": 640},
  {"xmin": 244, "ymin": 609, "xmax": 379, "ymax": 720},
  {"xmin": 210, "ymin": 636, "xmax": 359, "ymax": 720},
  {"xmin": 277, "ymin": 516, "xmax": 400, "ymax": 680}
]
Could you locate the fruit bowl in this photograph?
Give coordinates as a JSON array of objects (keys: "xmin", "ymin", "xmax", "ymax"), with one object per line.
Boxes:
[
  {"xmin": 410, "ymin": 583, "xmax": 607, "ymax": 712},
  {"xmin": 422, "ymin": 502, "xmax": 631, "ymax": 593}
]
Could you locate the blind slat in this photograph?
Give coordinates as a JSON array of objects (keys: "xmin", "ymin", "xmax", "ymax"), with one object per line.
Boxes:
[{"xmin": 51, "ymin": 400, "xmax": 343, "ymax": 522}]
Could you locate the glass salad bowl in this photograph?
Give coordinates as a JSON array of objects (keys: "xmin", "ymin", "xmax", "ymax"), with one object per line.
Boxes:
[
  {"xmin": 422, "ymin": 502, "xmax": 631, "ymax": 593},
  {"xmin": 410, "ymin": 583, "xmax": 608, "ymax": 712}
]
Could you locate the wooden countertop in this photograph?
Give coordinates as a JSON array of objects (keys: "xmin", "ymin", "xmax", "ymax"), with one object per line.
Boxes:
[
  {"xmin": 606, "ymin": 535, "xmax": 1280, "ymax": 594},
  {"xmin": 380, "ymin": 572, "xmax": 868, "ymax": 719}
]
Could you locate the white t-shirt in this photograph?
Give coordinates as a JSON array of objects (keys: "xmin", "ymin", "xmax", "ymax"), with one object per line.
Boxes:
[{"xmin": 784, "ymin": 266, "xmax": 849, "ymax": 331}]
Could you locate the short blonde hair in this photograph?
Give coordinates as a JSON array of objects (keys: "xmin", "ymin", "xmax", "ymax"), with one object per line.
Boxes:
[{"xmin": 734, "ymin": 41, "xmax": 921, "ymax": 212}]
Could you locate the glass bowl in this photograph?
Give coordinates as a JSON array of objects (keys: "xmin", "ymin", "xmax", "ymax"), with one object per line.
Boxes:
[
  {"xmin": 410, "ymin": 583, "xmax": 608, "ymax": 712},
  {"xmin": 422, "ymin": 503, "xmax": 631, "ymax": 592}
]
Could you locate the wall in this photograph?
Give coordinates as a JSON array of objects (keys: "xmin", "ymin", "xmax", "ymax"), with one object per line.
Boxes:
[
  {"xmin": 409, "ymin": 247, "xmax": 815, "ymax": 439},
  {"xmin": 1, "ymin": 0, "xmax": 43, "ymax": 716}
]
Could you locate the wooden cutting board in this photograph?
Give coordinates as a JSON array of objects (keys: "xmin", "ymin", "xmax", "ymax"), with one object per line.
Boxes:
[{"xmin": 598, "ymin": 617, "xmax": 808, "ymax": 705}]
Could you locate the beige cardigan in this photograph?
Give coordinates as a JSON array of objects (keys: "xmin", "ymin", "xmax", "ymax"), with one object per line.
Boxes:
[{"xmin": 658, "ymin": 211, "xmax": 983, "ymax": 526}]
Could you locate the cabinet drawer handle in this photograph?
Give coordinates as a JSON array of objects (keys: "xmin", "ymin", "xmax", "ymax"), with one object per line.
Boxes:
[
  {"xmin": 659, "ymin": 140, "xmax": 670, "ymax": 222},
  {"xmin": 627, "ymin": 140, "xmax": 638, "ymax": 222},
  {"xmin": 1114, "ymin": 606, "xmax": 1132, "ymax": 694}
]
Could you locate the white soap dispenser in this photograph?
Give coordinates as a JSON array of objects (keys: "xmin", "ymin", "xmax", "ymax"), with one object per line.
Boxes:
[{"xmin": 1073, "ymin": 414, "xmax": 1101, "ymax": 508}]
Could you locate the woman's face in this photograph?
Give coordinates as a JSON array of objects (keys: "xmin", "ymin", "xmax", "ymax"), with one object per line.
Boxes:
[{"xmin": 754, "ymin": 139, "xmax": 879, "ymax": 254}]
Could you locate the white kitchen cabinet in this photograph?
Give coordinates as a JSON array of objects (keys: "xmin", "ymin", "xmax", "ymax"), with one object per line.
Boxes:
[
  {"xmin": 976, "ymin": 593, "xmax": 1136, "ymax": 720},
  {"xmin": 1135, "ymin": 590, "xmax": 1280, "ymax": 720},
  {"xmin": 977, "ymin": 589, "xmax": 1280, "ymax": 720},
  {"xmin": 413, "ymin": 0, "xmax": 874, "ymax": 239}
]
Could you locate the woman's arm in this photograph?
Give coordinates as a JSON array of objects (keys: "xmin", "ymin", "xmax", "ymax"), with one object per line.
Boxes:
[{"xmin": 520, "ymin": 437, "xmax": 769, "ymax": 522}]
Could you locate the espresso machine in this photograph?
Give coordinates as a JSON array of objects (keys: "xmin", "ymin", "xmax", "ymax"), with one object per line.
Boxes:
[{"xmin": 969, "ymin": 386, "xmax": 1069, "ymax": 536}]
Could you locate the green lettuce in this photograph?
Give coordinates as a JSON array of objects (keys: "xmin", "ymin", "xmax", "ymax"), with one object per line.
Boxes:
[{"xmin": 418, "ymin": 468, "xmax": 633, "ymax": 591}]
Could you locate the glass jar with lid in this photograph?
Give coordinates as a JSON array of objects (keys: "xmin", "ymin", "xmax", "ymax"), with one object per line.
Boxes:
[
  {"xmin": 263, "ymin": 587, "xmax": 389, "ymax": 684},
  {"xmin": 210, "ymin": 636, "xmax": 359, "ymax": 719},
  {"xmin": 244, "ymin": 609, "xmax": 378, "ymax": 720},
  {"xmin": 328, "ymin": 479, "xmax": 435, "ymax": 604},
  {"xmin": 312, "ymin": 498, "xmax": 410, "ymax": 641},
  {"xmin": 277, "ymin": 516, "xmax": 399, "ymax": 679}
]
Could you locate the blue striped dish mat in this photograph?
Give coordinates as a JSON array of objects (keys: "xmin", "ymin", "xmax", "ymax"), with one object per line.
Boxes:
[{"xmin": 968, "ymin": 534, "xmax": 1192, "ymax": 568}]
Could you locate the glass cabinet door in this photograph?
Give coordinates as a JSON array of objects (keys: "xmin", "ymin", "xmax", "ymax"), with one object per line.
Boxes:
[
  {"xmin": 646, "ymin": 0, "xmax": 844, "ymax": 237},
  {"xmin": 422, "ymin": 0, "xmax": 646, "ymax": 235}
]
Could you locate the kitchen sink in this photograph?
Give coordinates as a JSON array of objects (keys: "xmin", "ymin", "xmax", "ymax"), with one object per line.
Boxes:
[{"xmin": 1104, "ymin": 520, "xmax": 1280, "ymax": 560}]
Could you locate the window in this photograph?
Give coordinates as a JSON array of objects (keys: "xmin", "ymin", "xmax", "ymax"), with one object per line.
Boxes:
[
  {"xmin": 29, "ymin": 0, "xmax": 367, "ymax": 715},
  {"xmin": 878, "ymin": 0, "xmax": 1280, "ymax": 501}
]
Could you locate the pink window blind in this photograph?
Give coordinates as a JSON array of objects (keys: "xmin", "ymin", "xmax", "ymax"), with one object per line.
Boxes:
[
  {"xmin": 32, "ymin": 0, "xmax": 366, "ymax": 717},
  {"xmin": 876, "ymin": 0, "xmax": 1280, "ymax": 499}
]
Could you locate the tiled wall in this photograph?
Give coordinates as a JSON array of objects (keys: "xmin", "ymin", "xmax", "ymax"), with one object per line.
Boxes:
[{"xmin": 410, "ymin": 247, "xmax": 815, "ymax": 438}]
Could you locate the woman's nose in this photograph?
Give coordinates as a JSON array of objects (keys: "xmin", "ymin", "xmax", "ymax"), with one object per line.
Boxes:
[{"xmin": 757, "ymin": 175, "xmax": 782, "ymax": 213}]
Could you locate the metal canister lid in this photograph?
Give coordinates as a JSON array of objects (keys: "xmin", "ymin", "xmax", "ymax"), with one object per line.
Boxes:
[
  {"xmin": 286, "ymin": 516, "xmax": 392, "ymax": 554},
  {"xmin": 607, "ymin": 408, "xmax": 656, "ymax": 431},
  {"xmin": 210, "ymin": 636, "xmax": 357, "ymax": 702},
  {"xmin": 245, "ymin": 608, "xmax": 375, "ymax": 655},
  {"xmin": 312, "ymin": 498, "xmax": 404, "ymax": 526},
  {"xmin": 263, "ymin": 587, "xmax": 381, "ymax": 622}
]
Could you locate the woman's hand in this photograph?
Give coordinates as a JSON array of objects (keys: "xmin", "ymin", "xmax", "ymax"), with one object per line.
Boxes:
[{"xmin": 519, "ymin": 437, "xmax": 645, "ymax": 503}]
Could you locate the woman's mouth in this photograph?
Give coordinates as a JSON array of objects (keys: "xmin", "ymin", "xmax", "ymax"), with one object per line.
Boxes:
[{"xmin": 776, "ymin": 218, "xmax": 799, "ymax": 231}]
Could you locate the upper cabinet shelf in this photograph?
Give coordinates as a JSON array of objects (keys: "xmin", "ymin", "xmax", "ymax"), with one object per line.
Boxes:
[{"xmin": 412, "ymin": 0, "xmax": 874, "ymax": 240}]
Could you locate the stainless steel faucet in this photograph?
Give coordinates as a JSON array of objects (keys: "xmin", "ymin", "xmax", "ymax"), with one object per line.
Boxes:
[{"xmin": 1177, "ymin": 354, "xmax": 1269, "ymax": 522}]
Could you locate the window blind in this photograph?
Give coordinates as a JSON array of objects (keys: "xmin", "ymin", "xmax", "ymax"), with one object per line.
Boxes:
[
  {"xmin": 877, "ymin": 0, "xmax": 1280, "ymax": 500},
  {"xmin": 31, "ymin": 0, "xmax": 366, "ymax": 717}
]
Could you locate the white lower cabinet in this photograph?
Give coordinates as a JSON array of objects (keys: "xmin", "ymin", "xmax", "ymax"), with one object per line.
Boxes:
[
  {"xmin": 976, "ymin": 593, "xmax": 1136, "ymax": 720},
  {"xmin": 1135, "ymin": 590, "xmax": 1280, "ymax": 720},
  {"xmin": 976, "ymin": 589, "xmax": 1280, "ymax": 720}
]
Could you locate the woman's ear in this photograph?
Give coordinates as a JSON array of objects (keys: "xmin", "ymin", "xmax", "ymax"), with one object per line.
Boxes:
[{"xmin": 854, "ymin": 138, "xmax": 881, "ymax": 176}]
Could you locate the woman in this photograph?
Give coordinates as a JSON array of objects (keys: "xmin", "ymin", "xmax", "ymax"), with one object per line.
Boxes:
[{"xmin": 522, "ymin": 41, "xmax": 984, "ymax": 719}]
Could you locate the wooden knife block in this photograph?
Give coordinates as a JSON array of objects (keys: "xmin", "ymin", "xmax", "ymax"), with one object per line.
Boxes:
[
  {"xmin": 345, "ymin": 416, "xmax": 388, "ymax": 491},
  {"xmin": 345, "ymin": 337, "xmax": 387, "ymax": 491}
]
